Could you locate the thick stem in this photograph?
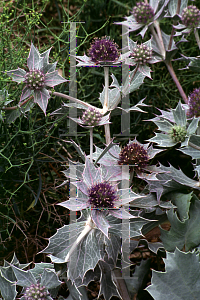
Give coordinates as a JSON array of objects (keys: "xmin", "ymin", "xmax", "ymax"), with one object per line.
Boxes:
[
  {"xmin": 165, "ymin": 61, "xmax": 188, "ymax": 104},
  {"xmin": 50, "ymin": 91, "xmax": 104, "ymax": 113},
  {"xmin": 65, "ymin": 216, "xmax": 96, "ymax": 262},
  {"xmin": 153, "ymin": 21, "xmax": 166, "ymax": 59},
  {"xmin": 90, "ymin": 127, "xmax": 93, "ymax": 162},
  {"xmin": 112, "ymin": 269, "xmax": 131, "ymax": 300},
  {"xmin": 2, "ymin": 96, "xmax": 33, "ymax": 110},
  {"xmin": 194, "ymin": 29, "xmax": 200, "ymax": 50},
  {"xmin": 103, "ymin": 67, "xmax": 111, "ymax": 144}
]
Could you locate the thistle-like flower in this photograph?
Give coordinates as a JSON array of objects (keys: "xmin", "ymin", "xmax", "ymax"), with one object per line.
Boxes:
[
  {"xmin": 59, "ymin": 158, "xmax": 144, "ymax": 228},
  {"xmin": 181, "ymin": 5, "xmax": 200, "ymax": 28},
  {"xmin": 118, "ymin": 142, "xmax": 149, "ymax": 172},
  {"xmin": 116, "ymin": 0, "xmax": 169, "ymax": 38},
  {"xmin": 169, "ymin": 125, "xmax": 187, "ymax": 143},
  {"xmin": 6, "ymin": 43, "xmax": 67, "ymax": 114},
  {"xmin": 131, "ymin": 2, "xmax": 155, "ymax": 25},
  {"xmin": 88, "ymin": 36, "xmax": 120, "ymax": 64},
  {"xmin": 24, "ymin": 283, "xmax": 48, "ymax": 300},
  {"xmin": 75, "ymin": 36, "xmax": 122, "ymax": 67},
  {"xmin": 187, "ymin": 87, "xmax": 200, "ymax": 118}
]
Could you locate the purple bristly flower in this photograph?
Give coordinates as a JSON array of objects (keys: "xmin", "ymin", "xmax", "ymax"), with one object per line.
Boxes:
[
  {"xmin": 88, "ymin": 182, "xmax": 118, "ymax": 209},
  {"xmin": 81, "ymin": 107, "xmax": 102, "ymax": 126},
  {"xmin": 131, "ymin": 2, "xmax": 155, "ymax": 24},
  {"xmin": 24, "ymin": 283, "xmax": 48, "ymax": 300},
  {"xmin": 118, "ymin": 142, "xmax": 149, "ymax": 172},
  {"xmin": 131, "ymin": 43, "xmax": 152, "ymax": 65},
  {"xmin": 187, "ymin": 87, "xmax": 200, "ymax": 117},
  {"xmin": 88, "ymin": 36, "xmax": 120, "ymax": 63},
  {"xmin": 181, "ymin": 5, "xmax": 200, "ymax": 28}
]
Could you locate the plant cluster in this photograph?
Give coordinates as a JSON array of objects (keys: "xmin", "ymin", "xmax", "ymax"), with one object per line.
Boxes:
[{"xmin": 2, "ymin": 0, "xmax": 200, "ymax": 300}]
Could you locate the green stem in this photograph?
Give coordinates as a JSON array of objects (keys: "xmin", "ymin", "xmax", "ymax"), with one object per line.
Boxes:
[
  {"xmin": 90, "ymin": 127, "xmax": 93, "ymax": 162},
  {"xmin": 103, "ymin": 66, "xmax": 111, "ymax": 144}
]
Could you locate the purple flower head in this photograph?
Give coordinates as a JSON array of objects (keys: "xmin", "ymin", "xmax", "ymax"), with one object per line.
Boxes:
[
  {"xmin": 131, "ymin": 43, "xmax": 153, "ymax": 65},
  {"xmin": 88, "ymin": 36, "xmax": 120, "ymax": 64},
  {"xmin": 132, "ymin": 2, "xmax": 155, "ymax": 25},
  {"xmin": 188, "ymin": 87, "xmax": 200, "ymax": 118},
  {"xmin": 58, "ymin": 157, "xmax": 145, "ymax": 231},
  {"xmin": 6, "ymin": 43, "xmax": 67, "ymax": 114},
  {"xmin": 24, "ymin": 283, "xmax": 48, "ymax": 300},
  {"xmin": 88, "ymin": 181, "xmax": 118, "ymax": 209},
  {"xmin": 181, "ymin": 5, "xmax": 200, "ymax": 28},
  {"xmin": 118, "ymin": 142, "xmax": 149, "ymax": 172},
  {"xmin": 81, "ymin": 107, "xmax": 102, "ymax": 126}
]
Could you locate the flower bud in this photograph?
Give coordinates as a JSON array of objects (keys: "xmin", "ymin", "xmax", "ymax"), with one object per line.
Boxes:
[
  {"xmin": 132, "ymin": 2, "xmax": 155, "ymax": 24},
  {"xmin": 24, "ymin": 69, "xmax": 45, "ymax": 90},
  {"xmin": 169, "ymin": 125, "xmax": 187, "ymax": 143},
  {"xmin": 181, "ymin": 5, "xmax": 200, "ymax": 28},
  {"xmin": 24, "ymin": 283, "xmax": 49, "ymax": 300},
  {"xmin": 81, "ymin": 108, "xmax": 102, "ymax": 126},
  {"xmin": 131, "ymin": 44, "xmax": 152, "ymax": 65}
]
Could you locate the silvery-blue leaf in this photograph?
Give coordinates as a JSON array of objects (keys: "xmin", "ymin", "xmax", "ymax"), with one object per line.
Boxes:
[
  {"xmin": 153, "ymin": 119, "xmax": 173, "ymax": 132},
  {"xmin": 146, "ymin": 248, "xmax": 200, "ymax": 300},
  {"xmin": 11, "ymin": 266, "xmax": 37, "ymax": 287},
  {"xmin": 5, "ymin": 99, "xmax": 34, "ymax": 124},
  {"xmin": 66, "ymin": 279, "xmax": 89, "ymax": 300},
  {"xmin": 67, "ymin": 229, "xmax": 101, "ymax": 282},
  {"xmin": 40, "ymin": 269, "xmax": 62, "ymax": 290},
  {"xmin": 98, "ymin": 260, "xmax": 121, "ymax": 300},
  {"xmin": 110, "ymin": 73, "xmax": 121, "ymax": 90},
  {"xmin": 101, "ymin": 165, "xmax": 128, "ymax": 181},
  {"xmin": 105, "ymin": 233, "xmax": 121, "ymax": 264},
  {"xmin": 99, "ymin": 86, "xmax": 121, "ymax": 110},
  {"xmin": 160, "ymin": 197, "xmax": 200, "ymax": 251},
  {"xmin": 0, "ymin": 271, "xmax": 17, "ymax": 300},
  {"xmin": 147, "ymin": 132, "xmax": 176, "ymax": 147},
  {"xmin": 172, "ymin": 101, "xmax": 186, "ymax": 127},
  {"xmin": 122, "ymin": 69, "xmax": 146, "ymax": 95},
  {"xmin": 138, "ymin": 65, "xmax": 152, "ymax": 79},
  {"xmin": 41, "ymin": 220, "xmax": 86, "ymax": 261},
  {"xmin": 63, "ymin": 160, "xmax": 85, "ymax": 180},
  {"xmin": 93, "ymin": 142, "xmax": 118, "ymax": 165},
  {"xmin": 187, "ymin": 118, "xmax": 199, "ymax": 135},
  {"xmin": 168, "ymin": 192, "xmax": 192, "ymax": 221},
  {"xmin": 30, "ymin": 263, "xmax": 55, "ymax": 281}
]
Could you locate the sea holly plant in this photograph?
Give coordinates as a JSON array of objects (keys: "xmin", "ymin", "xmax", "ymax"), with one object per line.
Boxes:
[
  {"xmin": 3, "ymin": 0, "xmax": 200, "ymax": 299},
  {"xmin": 6, "ymin": 43, "xmax": 67, "ymax": 115}
]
